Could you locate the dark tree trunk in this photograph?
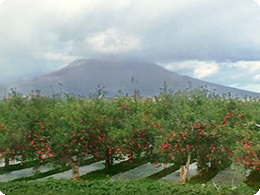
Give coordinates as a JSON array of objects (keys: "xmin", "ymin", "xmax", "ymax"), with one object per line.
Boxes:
[
  {"xmin": 196, "ymin": 155, "xmax": 209, "ymax": 176},
  {"xmin": 210, "ymin": 159, "xmax": 217, "ymax": 170},
  {"xmin": 5, "ymin": 156, "xmax": 9, "ymax": 169},
  {"xmin": 105, "ymin": 148, "xmax": 113, "ymax": 171},
  {"xmin": 196, "ymin": 157, "xmax": 203, "ymax": 177},
  {"xmin": 34, "ymin": 166, "xmax": 39, "ymax": 173}
]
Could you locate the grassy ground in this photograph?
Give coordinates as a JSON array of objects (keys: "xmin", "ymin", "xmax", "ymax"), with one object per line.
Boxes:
[
  {"xmin": 245, "ymin": 169, "xmax": 260, "ymax": 189},
  {"xmin": 1, "ymin": 178, "xmax": 258, "ymax": 195},
  {"xmin": 188, "ymin": 168, "xmax": 219, "ymax": 184}
]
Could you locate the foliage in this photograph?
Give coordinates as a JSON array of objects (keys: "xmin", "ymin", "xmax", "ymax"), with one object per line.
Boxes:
[
  {"xmin": 0, "ymin": 88, "xmax": 260, "ymax": 181},
  {"xmin": 0, "ymin": 179, "xmax": 257, "ymax": 195}
]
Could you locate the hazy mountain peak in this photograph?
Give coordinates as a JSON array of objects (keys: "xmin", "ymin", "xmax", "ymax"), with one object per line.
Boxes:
[{"xmin": 1, "ymin": 59, "xmax": 260, "ymax": 98}]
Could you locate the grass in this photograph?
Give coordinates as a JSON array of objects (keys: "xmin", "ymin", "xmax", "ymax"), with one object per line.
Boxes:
[
  {"xmin": 81, "ymin": 158, "xmax": 147, "ymax": 180},
  {"xmin": 245, "ymin": 169, "xmax": 260, "ymax": 189},
  {"xmin": 1, "ymin": 178, "xmax": 258, "ymax": 195},
  {"xmin": 188, "ymin": 168, "xmax": 219, "ymax": 184}
]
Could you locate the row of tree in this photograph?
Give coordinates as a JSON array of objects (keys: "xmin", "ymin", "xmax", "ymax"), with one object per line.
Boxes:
[{"xmin": 0, "ymin": 88, "xmax": 260, "ymax": 182}]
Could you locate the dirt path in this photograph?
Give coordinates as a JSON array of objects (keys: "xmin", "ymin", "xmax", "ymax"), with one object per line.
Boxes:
[
  {"xmin": 0, "ymin": 165, "xmax": 50, "ymax": 181},
  {"xmin": 208, "ymin": 164, "xmax": 250, "ymax": 184},
  {"xmin": 160, "ymin": 162, "xmax": 197, "ymax": 182},
  {"xmin": 111, "ymin": 163, "xmax": 166, "ymax": 180}
]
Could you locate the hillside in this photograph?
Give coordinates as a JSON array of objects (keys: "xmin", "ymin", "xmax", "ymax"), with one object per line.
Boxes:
[{"xmin": 1, "ymin": 59, "xmax": 259, "ymax": 97}]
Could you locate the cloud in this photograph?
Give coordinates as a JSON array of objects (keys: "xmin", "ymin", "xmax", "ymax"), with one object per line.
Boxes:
[
  {"xmin": 86, "ymin": 29, "xmax": 140, "ymax": 53},
  {"xmin": 254, "ymin": 0, "xmax": 260, "ymax": 6},
  {"xmin": 163, "ymin": 60, "xmax": 219, "ymax": 78},
  {"xmin": 1, "ymin": 0, "xmax": 259, "ymax": 62},
  {"xmin": 193, "ymin": 62, "xmax": 219, "ymax": 78},
  {"xmin": 254, "ymin": 74, "xmax": 260, "ymax": 81},
  {"xmin": 161, "ymin": 59, "xmax": 260, "ymax": 93},
  {"xmin": 228, "ymin": 61, "xmax": 260, "ymax": 73},
  {"xmin": 0, "ymin": 0, "xmax": 260, "ymax": 93},
  {"xmin": 42, "ymin": 52, "xmax": 82, "ymax": 64}
]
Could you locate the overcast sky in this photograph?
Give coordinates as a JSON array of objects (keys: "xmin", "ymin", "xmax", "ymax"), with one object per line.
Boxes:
[{"xmin": 0, "ymin": 0, "xmax": 260, "ymax": 92}]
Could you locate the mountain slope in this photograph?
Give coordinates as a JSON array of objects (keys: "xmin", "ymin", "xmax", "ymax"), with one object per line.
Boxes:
[{"xmin": 1, "ymin": 59, "xmax": 259, "ymax": 98}]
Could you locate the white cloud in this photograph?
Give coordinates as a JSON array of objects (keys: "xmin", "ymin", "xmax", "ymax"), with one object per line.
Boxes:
[
  {"xmin": 86, "ymin": 29, "xmax": 140, "ymax": 53},
  {"xmin": 230, "ymin": 61, "xmax": 260, "ymax": 72},
  {"xmin": 162, "ymin": 60, "xmax": 260, "ymax": 93},
  {"xmin": 254, "ymin": 74, "xmax": 260, "ymax": 80},
  {"xmin": 43, "ymin": 52, "xmax": 82, "ymax": 64},
  {"xmin": 164, "ymin": 61, "xmax": 197, "ymax": 71},
  {"xmin": 162, "ymin": 60, "xmax": 219, "ymax": 78},
  {"xmin": 193, "ymin": 62, "xmax": 219, "ymax": 78},
  {"xmin": 254, "ymin": 0, "xmax": 260, "ymax": 6}
]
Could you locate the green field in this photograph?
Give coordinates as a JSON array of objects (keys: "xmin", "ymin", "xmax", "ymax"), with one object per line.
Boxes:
[{"xmin": 1, "ymin": 179, "xmax": 258, "ymax": 195}]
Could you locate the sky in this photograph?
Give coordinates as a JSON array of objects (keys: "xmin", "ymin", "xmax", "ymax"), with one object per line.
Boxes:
[{"xmin": 0, "ymin": 0, "xmax": 260, "ymax": 93}]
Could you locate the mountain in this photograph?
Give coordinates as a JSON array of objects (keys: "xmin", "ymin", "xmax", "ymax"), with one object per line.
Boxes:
[{"xmin": 1, "ymin": 59, "xmax": 259, "ymax": 98}]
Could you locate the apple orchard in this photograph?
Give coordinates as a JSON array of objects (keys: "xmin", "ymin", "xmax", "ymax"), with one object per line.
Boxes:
[{"xmin": 0, "ymin": 88, "xmax": 260, "ymax": 182}]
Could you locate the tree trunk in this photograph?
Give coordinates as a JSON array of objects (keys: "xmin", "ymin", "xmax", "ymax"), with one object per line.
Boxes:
[
  {"xmin": 196, "ymin": 156, "xmax": 205, "ymax": 177},
  {"xmin": 210, "ymin": 159, "xmax": 217, "ymax": 170},
  {"xmin": 105, "ymin": 148, "xmax": 113, "ymax": 170},
  {"xmin": 34, "ymin": 166, "xmax": 39, "ymax": 173},
  {"xmin": 196, "ymin": 159, "xmax": 203, "ymax": 177},
  {"xmin": 5, "ymin": 155, "xmax": 9, "ymax": 169},
  {"xmin": 69, "ymin": 157, "xmax": 80, "ymax": 180},
  {"xmin": 180, "ymin": 153, "xmax": 191, "ymax": 183}
]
